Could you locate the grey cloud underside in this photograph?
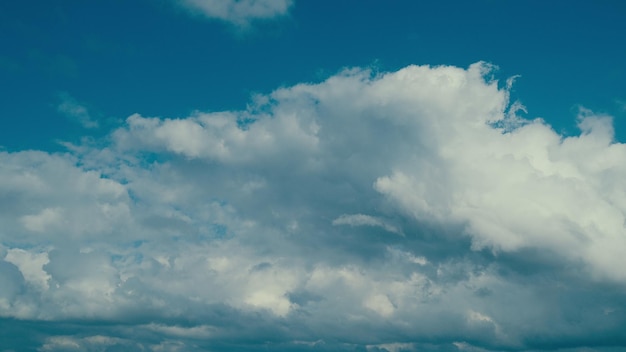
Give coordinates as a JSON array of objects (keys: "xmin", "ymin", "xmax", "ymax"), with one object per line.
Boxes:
[{"xmin": 1, "ymin": 63, "xmax": 626, "ymax": 351}]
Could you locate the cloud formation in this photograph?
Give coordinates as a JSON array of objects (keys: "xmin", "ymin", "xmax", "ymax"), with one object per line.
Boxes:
[
  {"xmin": 178, "ymin": 0, "xmax": 293, "ymax": 26},
  {"xmin": 1, "ymin": 62, "xmax": 625, "ymax": 351}
]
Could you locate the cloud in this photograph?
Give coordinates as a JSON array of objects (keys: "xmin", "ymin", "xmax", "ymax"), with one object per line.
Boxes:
[
  {"xmin": 4, "ymin": 249, "xmax": 50, "ymax": 291},
  {"xmin": 333, "ymin": 214, "xmax": 403, "ymax": 235},
  {"xmin": 56, "ymin": 93, "xmax": 99, "ymax": 129},
  {"xmin": 112, "ymin": 62, "xmax": 626, "ymax": 281},
  {"xmin": 178, "ymin": 0, "xmax": 293, "ymax": 26},
  {"xmin": 39, "ymin": 335, "xmax": 140, "ymax": 352},
  {"xmin": 1, "ymin": 62, "xmax": 626, "ymax": 351}
]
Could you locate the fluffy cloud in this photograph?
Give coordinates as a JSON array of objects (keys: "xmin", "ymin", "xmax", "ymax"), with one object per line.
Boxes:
[
  {"xmin": 112, "ymin": 62, "xmax": 626, "ymax": 281},
  {"xmin": 178, "ymin": 0, "xmax": 293, "ymax": 26},
  {"xmin": 1, "ymin": 62, "xmax": 625, "ymax": 351}
]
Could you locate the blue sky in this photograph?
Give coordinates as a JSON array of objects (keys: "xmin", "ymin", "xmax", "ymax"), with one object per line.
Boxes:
[{"xmin": 1, "ymin": 1, "xmax": 626, "ymax": 351}]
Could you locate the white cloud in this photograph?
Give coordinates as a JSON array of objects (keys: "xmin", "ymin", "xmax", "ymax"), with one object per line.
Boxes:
[
  {"xmin": 4, "ymin": 248, "xmax": 50, "ymax": 290},
  {"xmin": 364, "ymin": 293, "xmax": 395, "ymax": 317},
  {"xmin": 110, "ymin": 62, "xmax": 626, "ymax": 281},
  {"xmin": 179, "ymin": 0, "xmax": 293, "ymax": 26},
  {"xmin": 373, "ymin": 107, "xmax": 626, "ymax": 281},
  {"xmin": 1, "ymin": 62, "xmax": 626, "ymax": 351},
  {"xmin": 0, "ymin": 151, "xmax": 132, "ymax": 243}
]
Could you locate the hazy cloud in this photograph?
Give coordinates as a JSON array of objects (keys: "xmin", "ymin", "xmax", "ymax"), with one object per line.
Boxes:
[
  {"xmin": 57, "ymin": 93, "xmax": 99, "ymax": 129},
  {"xmin": 178, "ymin": 0, "xmax": 293, "ymax": 26}
]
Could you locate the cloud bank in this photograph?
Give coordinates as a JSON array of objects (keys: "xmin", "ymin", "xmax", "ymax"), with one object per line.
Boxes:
[{"xmin": 1, "ymin": 62, "xmax": 625, "ymax": 351}]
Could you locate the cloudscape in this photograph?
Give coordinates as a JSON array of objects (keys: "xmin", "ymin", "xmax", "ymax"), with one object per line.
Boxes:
[{"xmin": 1, "ymin": 1, "xmax": 625, "ymax": 351}]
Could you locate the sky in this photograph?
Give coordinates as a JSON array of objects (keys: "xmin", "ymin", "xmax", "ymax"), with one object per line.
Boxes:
[{"xmin": 1, "ymin": 1, "xmax": 626, "ymax": 351}]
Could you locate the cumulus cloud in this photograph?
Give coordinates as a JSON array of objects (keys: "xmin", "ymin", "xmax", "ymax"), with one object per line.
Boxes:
[
  {"xmin": 1, "ymin": 62, "xmax": 626, "ymax": 351},
  {"xmin": 112, "ymin": 62, "xmax": 626, "ymax": 281},
  {"xmin": 178, "ymin": 0, "xmax": 293, "ymax": 26}
]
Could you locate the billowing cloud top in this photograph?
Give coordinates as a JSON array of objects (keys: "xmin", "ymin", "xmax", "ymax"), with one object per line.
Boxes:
[
  {"xmin": 1, "ymin": 63, "xmax": 626, "ymax": 351},
  {"xmin": 179, "ymin": 0, "xmax": 293, "ymax": 25}
]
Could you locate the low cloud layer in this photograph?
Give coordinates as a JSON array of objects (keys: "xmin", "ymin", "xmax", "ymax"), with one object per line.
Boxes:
[{"xmin": 1, "ymin": 62, "xmax": 625, "ymax": 351}]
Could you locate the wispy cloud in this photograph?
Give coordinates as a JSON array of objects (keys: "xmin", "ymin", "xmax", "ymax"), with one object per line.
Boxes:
[
  {"xmin": 332, "ymin": 213, "xmax": 403, "ymax": 235},
  {"xmin": 178, "ymin": 0, "xmax": 293, "ymax": 26},
  {"xmin": 56, "ymin": 92, "xmax": 99, "ymax": 129}
]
